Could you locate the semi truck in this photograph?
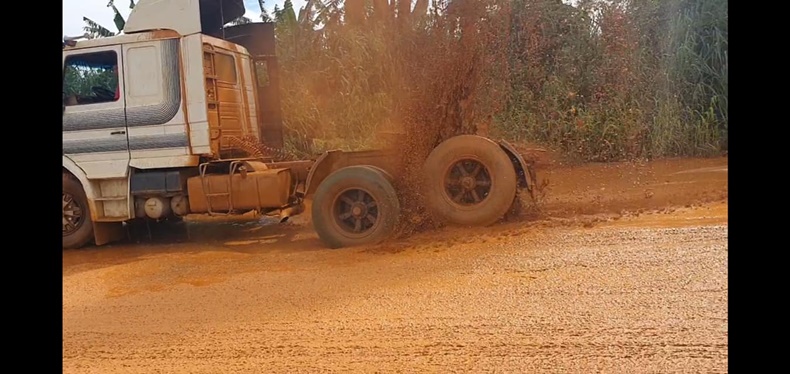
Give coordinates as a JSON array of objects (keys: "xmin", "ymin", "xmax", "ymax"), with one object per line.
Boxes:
[{"xmin": 62, "ymin": 0, "xmax": 537, "ymax": 250}]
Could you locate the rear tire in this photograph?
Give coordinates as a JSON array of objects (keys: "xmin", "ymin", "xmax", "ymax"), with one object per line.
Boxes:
[
  {"xmin": 63, "ymin": 174, "xmax": 94, "ymax": 249},
  {"xmin": 360, "ymin": 165, "xmax": 394, "ymax": 183},
  {"xmin": 312, "ymin": 166, "xmax": 401, "ymax": 249},
  {"xmin": 422, "ymin": 135, "xmax": 517, "ymax": 227}
]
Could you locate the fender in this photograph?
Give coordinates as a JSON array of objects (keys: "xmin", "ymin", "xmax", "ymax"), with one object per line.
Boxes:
[
  {"xmin": 63, "ymin": 155, "xmax": 125, "ymax": 246},
  {"xmin": 62, "ymin": 155, "xmax": 97, "ymax": 200},
  {"xmin": 497, "ymin": 139, "xmax": 537, "ymax": 195},
  {"xmin": 303, "ymin": 150, "xmax": 342, "ymax": 198},
  {"xmin": 302, "ymin": 149, "xmax": 399, "ymax": 198}
]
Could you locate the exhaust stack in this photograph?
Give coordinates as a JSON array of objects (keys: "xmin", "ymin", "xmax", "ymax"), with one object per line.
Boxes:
[{"xmin": 279, "ymin": 204, "xmax": 305, "ymax": 223}]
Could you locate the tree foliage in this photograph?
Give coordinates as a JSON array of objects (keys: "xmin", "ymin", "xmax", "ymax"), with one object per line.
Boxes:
[
  {"xmin": 73, "ymin": 0, "xmax": 728, "ymax": 161},
  {"xmin": 270, "ymin": 0, "xmax": 727, "ymax": 161}
]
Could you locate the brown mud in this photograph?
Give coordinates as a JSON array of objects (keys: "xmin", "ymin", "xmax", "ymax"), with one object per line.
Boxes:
[
  {"xmin": 534, "ymin": 155, "xmax": 727, "ymax": 216},
  {"xmin": 63, "ymin": 156, "xmax": 728, "ymax": 373}
]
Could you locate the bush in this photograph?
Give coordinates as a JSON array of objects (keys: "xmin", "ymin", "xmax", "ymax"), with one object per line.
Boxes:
[{"xmin": 273, "ymin": 0, "xmax": 727, "ymax": 162}]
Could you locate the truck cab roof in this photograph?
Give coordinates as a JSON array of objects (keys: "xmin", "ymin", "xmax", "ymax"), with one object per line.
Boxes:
[
  {"xmin": 124, "ymin": 0, "xmax": 245, "ymax": 36},
  {"xmin": 64, "ymin": 0, "xmax": 245, "ymax": 49}
]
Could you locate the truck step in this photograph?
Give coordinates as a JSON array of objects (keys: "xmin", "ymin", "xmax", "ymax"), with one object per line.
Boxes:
[
  {"xmin": 93, "ymin": 196, "xmax": 127, "ymax": 201},
  {"xmin": 94, "ymin": 216, "xmax": 128, "ymax": 222}
]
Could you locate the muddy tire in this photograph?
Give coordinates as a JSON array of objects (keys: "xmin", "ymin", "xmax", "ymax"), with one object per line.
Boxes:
[
  {"xmin": 360, "ymin": 165, "xmax": 394, "ymax": 182},
  {"xmin": 63, "ymin": 174, "xmax": 94, "ymax": 249},
  {"xmin": 312, "ymin": 166, "xmax": 401, "ymax": 249},
  {"xmin": 422, "ymin": 135, "xmax": 517, "ymax": 227}
]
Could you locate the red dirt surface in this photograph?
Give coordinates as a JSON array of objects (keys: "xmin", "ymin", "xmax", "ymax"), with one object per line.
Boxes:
[{"xmin": 63, "ymin": 156, "xmax": 728, "ymax": 373}]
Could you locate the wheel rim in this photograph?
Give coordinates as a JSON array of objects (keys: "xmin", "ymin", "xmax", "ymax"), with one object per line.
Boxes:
[
  {"xmin": 63, "ymin": 192, "xmax": 85, "ymax": 236},
  {"xmin": 332, "ymin": 188, "xmax": 380, "ymax": 238},
  {"xmin": 443, "ymin": 158, "xmax": 492, "ymax": 207}
]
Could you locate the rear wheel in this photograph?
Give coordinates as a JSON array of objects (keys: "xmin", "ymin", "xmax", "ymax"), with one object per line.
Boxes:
[
  {"xmin": 312, "ymin": 166, "xmax": 401, "ymax": 249},
  {"xmin": 422, "ymin": 135, "xmax": 517, "ymax": 227},
  {"xmin": 63, "ymin": 174, "xmax": 94, "ymax": 249},
  {"xmin": 360, "ymin": 165, "xmax": 394, "ymax": 182}
]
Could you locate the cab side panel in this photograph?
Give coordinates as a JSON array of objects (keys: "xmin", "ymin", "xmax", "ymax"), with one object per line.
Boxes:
[
  {"xmin": 182, "ymin": 34, "xmax": 213, "ymax": 156},
  {"xmin": 124, "ymin": 38, "xmax": 196, "ymax": 168},
  {"xmin": 202, "ymin": 40, "xmax": 257, "ymax": 157}
]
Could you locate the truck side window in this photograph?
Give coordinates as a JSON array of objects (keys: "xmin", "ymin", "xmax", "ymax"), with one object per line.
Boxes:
[
  {"xmin": 63, "ymin": 51, "xmax": 120, "ymax": 106},
  {"xmin": 215, "ymin": 53, "xmax": 237, "ymax": 84}
]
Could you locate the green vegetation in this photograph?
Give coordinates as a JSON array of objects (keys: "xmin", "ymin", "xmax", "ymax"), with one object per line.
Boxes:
[
  {"xmin": 271, "ymin": 0, "xmax": 727, "ymax": 161},
  {"xmin": 82, "ymin": 0, "xmax": 136, "ymax": 38},
  {"xmin": 73, "ymin": 0, "xmax": 727, "ymax": 162}
]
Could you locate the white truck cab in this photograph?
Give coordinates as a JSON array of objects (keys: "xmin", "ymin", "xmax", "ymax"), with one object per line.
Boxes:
[{"xmin": 63, "ymin": 0, "xmax": 286, "ymax": 248}]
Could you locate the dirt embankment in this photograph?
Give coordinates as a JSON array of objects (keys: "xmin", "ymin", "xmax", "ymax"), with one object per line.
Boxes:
[{"xmin": 529, "ymin": 154, "xmax": 727, "ymax": 216}]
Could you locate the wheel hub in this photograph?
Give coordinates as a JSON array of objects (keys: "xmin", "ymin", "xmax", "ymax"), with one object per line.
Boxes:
[
  {"xmin": 460, "ymin": 176, "xmax": 476, "ymax": 190},
  {"xmin": 334, "ymin": 188, "xmax": 379, "ymax": 236},
  {"xmin": 444, "ymin": 159, "xmax": 493, "ymax": 206},
  {"xmin": 351, "ymin": 203, "xmax": 367, "ymax": 218}
]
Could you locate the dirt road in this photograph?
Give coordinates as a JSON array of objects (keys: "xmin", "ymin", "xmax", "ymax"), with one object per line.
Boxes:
[{"xmin": 62, "ymin": 157, "xmax": 728, "ymax": 373}]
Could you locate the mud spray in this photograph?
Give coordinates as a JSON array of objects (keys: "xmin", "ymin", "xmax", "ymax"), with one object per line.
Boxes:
[
  {"xmin": 380, "ymin": 0, "xmax": 530, "ymax": 237},
  {"xmin": 241, "ymin": 0, "xmax": 551, "ymax": 238}
]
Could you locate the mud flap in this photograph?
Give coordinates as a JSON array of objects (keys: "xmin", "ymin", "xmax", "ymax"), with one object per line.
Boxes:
[{"xmin": 93, "ymin": 222, "xmax": 125, "ymax": 246}]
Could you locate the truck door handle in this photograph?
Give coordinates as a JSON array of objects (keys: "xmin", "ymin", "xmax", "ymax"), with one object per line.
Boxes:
[{"xmin": 111, "ymin": 130, "xmax": 126, "ymax": 135}]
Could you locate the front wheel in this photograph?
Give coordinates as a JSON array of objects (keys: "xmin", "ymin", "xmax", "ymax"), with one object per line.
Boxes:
[
  {"xmin": 63, "ymin": 174, "xmax": 94, "ymax": 249},
  {"xmin": 312, "ymin": 166, "xmax": 401, "ymax": 249}
]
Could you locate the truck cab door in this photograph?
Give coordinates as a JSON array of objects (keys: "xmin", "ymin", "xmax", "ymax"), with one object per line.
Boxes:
[{"xmin": 62, "ymin": 44, "xmax": 129, "ymax": 179}]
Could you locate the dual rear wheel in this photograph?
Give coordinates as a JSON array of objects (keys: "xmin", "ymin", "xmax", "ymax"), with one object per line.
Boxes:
[{"xmin": 311, "ymin": 135, "xmax": 519, "ymax": 249}]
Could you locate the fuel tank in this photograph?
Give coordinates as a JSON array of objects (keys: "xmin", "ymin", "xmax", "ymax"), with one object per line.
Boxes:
[{"xmin": 186, "ymin": 168, "xmax": 293, "ymax": 213}]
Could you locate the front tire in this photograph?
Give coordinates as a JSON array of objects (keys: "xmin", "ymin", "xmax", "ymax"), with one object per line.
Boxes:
[
  {"xmin": 312, "ymin": 166, "xmax": 401, "ymax": 249},
  {"xmin": 63, "ymin": 174, "xmax": 94, "ymax": 249}
]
